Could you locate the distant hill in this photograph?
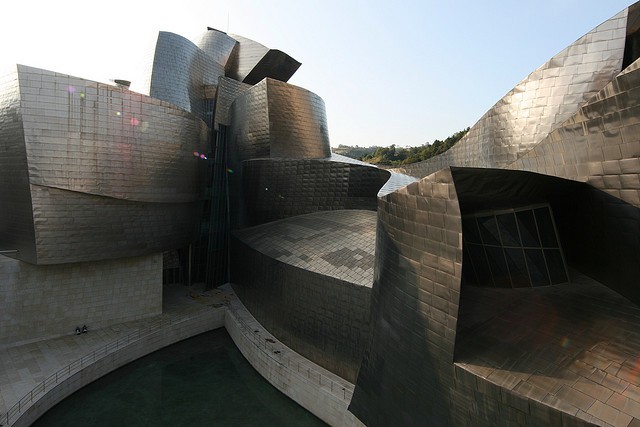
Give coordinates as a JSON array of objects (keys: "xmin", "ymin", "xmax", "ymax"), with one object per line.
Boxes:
[{"xmin": 332, "ymin": 127, "xmax": 469, "ymax": 167}]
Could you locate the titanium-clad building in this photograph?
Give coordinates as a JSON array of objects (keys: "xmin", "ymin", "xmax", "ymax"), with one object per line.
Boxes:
[{"xmin": 2, "ymin": 4, "xmax": 640, "ymax": 426}]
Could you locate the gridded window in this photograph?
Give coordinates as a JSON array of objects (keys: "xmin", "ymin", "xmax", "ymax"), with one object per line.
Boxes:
[{"xmin": 462, "ymin": 205, "xmax": 569, "ymax": 288}]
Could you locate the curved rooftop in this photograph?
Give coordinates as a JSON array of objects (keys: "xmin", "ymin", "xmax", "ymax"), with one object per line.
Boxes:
[{"xmin": 232, "ymin": 210, "xmax": 376, "ymax": 287}]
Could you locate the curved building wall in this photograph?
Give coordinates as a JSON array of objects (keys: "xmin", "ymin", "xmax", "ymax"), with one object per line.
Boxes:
[
  {"xmin": 196, "ymin": 28, "xmax": 238, "ymax": 71},
  {"xmin": 242, "ymin": 158, "xmax": 389, "ymax": 226},
  {"xmin": 213, "ymin": 76, "xmax": 251, "ymax": 130},
  {"xmin": 228, "ymin": 78, "xmax": 331, "ymax": 164},
  {"xmin": 0, "ymin": 66, "xmax": 36, "ymax": 263},
  {"xmin": 1, "ymin": 66, "xmax": 207, "ymax": 264},
  {"xmin": 230, "ymin": 210, "xmax": 376, "ymax": 382},
  {"xmin": 510, "ymin": 58, "xmax": 640, "ymax": 208},
  {"xmin": 395, "ymin": 8, "xmax": 629, "ymax": 179},
  {"xmin": 349, "ymin": 168, "xmax": 463, "ymax": 426},
  {"xmin": 146, "ymin": 31, "xmax": 225, "ymax": 122}
]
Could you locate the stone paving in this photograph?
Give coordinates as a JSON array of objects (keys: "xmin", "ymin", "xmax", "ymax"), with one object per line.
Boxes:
[{"xmin": 0, "ymin": 284, "xmax": 230, "ymax": 419}]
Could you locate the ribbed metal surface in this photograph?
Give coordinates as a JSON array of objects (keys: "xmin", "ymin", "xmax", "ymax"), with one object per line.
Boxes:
[
  {"xmin": 396, "ymin": 9, "xmax": 628, "ymax": 178},
  {"xmin": 213, "ymin": 76, "xmax": 251, "ymax": 130}
]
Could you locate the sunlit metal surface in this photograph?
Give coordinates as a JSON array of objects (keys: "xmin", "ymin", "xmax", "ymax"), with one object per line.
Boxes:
[
  {"xmin": 196, "ymin": 27, "xmax": 238, "ymax": 72},
  {"xmin": 0, "ymin": 66, "xmax": 207, "ymax": 264},
  {"xmin": 241, "ymin": 158, "xmax": 389, "ymax": 226},
  {"xmin": 396, "ymin": 9, "xmax": 629, "ymax": 179},
  {"xmin": 226, "ymin": 34, "xmax": 301, "ymax": 85},
  {"xmin": 213, "ymin": 76, "xmax": 251, "ymax": 130},
  {"xmin": 228, "ymin": 78, "xmax": 331, "ymax": 162},
  {"xmin": 145, "ymin": 31, "xmax": 225, "ymax": 122},
  {"xmin": 230, "ymin": 209, "xmax": 375, "ymax": 382}
]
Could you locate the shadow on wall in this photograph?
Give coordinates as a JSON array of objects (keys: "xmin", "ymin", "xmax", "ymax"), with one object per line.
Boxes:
[{"xmin": 349, "ymin": 223, "xmax": 449, "ymax": 426}]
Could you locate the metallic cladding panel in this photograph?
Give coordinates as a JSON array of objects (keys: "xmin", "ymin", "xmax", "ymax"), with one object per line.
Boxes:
[
  {"xmin": 243, "ymin": 49, "xmax": 302, "ymax": 85},
  {"xmin": 226, "ymin": 34, "xmax": 269, "ymax": 82},
  {"xmin": 30, "ymin": 184, "xmax": 200, "ymax": 265},
  {"xmin": 266, "ymin": 79, "xmax": 331, "ymax": 159},
  {"xmin": 0, "ymin": 66, "xmax": 37, "ymax": 263},
  {"xmin": 395, "ymin": 9, "xmax": 629, "ymax": 179},
  {"xmin": 17, "ymin": 65, "xmax": 208, "ymax": 204},
  {"xmin": 509, "ymin": 57, "xmax": 640, "ymax": 208},
  {"xmin": 227, "ymin": 35, "xmax": 301, "ymax": 84},
  {"xmin": 196, "ymin": 28, "xmax": 238, "ymax": 70},
  {"xmin": 147, "ymin": 31, "xmax": 225, "ymax": 122},
  {"xmin": 241, "ymin": 158, "xmax": 389, "ymax": 227},
  {"xmin": 349, "ymin": 168, "xmax": 463, "ymax": 426},
  {"xmin": 230, "ymin": 210, "xmax": 374, "ymax": 382},
  {"xmin": 228, "ymin": 78, "xmax": 331, "ymax": 164},
  {"xmin": 213, "ymin": 76, "xmax": 251, "ymax": 130}
]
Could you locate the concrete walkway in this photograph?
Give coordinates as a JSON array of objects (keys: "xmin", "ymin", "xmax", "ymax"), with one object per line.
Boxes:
[{"xmin": 0, "ymin": 284, "xmax": 231, "ymax": 425}]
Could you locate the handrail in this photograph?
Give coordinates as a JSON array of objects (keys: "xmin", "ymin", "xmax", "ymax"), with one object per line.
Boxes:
[
  {"xmin": 1, "ymin": 303, "xmax": 221, "ymax": 426},
  {"xmin": 228, "ymin": 303, "xmax": 354, "ymax": 404}
]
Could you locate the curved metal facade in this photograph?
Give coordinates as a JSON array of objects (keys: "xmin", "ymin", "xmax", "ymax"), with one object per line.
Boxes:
[
  {"xmin": 242, "ymin": 158, "xmax": 389, "ymax": 226},
  {"xmin": 228, "ymin": 78, "xmax": 331, "ymax": 163},
  {"xmin": 226, "ymin": 34, "xmax": 301, "ymax": 84},
  {"xmin": 196, "ymin": 28, "xmax": 238, "ymax": 72},
  {"xmin": 0, "ymin": 65, "xmax": 208, "ymax": 264},
  {"xmin": 396, "ymin": 8, "xmax": 629, "ymax": 178},
  {"xmin": 145, "ymin": 31, "xmax": 225, "ymax": 122}
]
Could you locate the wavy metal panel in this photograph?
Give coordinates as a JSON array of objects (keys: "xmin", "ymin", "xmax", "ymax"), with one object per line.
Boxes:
[
  {"xmin": 396, "ymin": 9, "xmax": 628, "ymax": 178},
  {"xmin": 227, "ymin": 34, "xmax": 300, "ymax": 84},
  {"xmin": 196, "ymin": 28, "xmax": 238, "ymax": 70},
  {"xmin": 146, "ymin": 32, "xmax": 225, "ymax": 122},
  {"xmin": 18, "ymin": 65, "xmax": 208, "ymax": 204},
  {"xmin": 213, "ymin": 76, "xmax": 251, "ymax": 131},
  {"xmin": 228, "ymin": 78, "xmax": 331, "ymax": 164}
]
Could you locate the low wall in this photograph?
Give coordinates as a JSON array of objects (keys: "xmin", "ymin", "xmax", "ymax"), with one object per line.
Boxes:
[
  {"xmin": 8, "ymin": 307, "xmax": 224, "ymax": 427},
  {"xmin": 223, "ymin": 285, "xmax": 364, "ymax": 427}
]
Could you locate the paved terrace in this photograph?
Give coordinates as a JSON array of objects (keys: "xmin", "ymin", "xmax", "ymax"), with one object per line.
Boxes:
[
  {"xmin": 455, "ymin": 271, "xmax": 640, "ymax": 426},
  {"xmin": 0, "ymin": 285, "xmax": 230, "ymax": 425}
]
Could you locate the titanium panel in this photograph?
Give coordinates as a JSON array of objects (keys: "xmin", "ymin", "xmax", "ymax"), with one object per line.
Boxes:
[
  {"xmin": 510, "ymin": 57, "xmax": 640, "ymax": 208},
  {"xmin": 395, "ymin": 9, "xmax": 629, "ymax": 179},
  {"xmin": 349, "ymin": 168, "xmax": 463, "ymax": 426},
  {"xmin": 30, "ymin": 184, "xmax": 200, "ymax": 264},
  {"xmin": 196, "ymin": 28, "xmax": 238, "ymax": 71},
  {"xmin": 0, "ymin": 66, "xmax": 36, "ymax": 263},
  {"xmin": 227, "ymin": 34, "xmax": 301, "ymax": 84},
  {"xmin": 17, "ymin": 65, "xmax": 208, "ymax": 204},
  {"xmin": 241, "ymin": 158, "xmax": 389, "ymax": 226},
  {"xmin": 213, "ymin": 76, "xmax": 251, "ymax": 130},
  {"xmin": 228, "ymin": 78, "xmax": 331, "ymax": 164},
  {"xmin": 146, "ymin": 31, "xmax": 225, "ymax": 122},
  {"xmin": 230, "ymin": 210, "xmax": 374, "ymax": 382}
]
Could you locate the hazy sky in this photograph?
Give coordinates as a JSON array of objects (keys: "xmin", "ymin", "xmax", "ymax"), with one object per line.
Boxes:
[{"xmin": 0, "ymin": 1, "xmax": 633, "ymax": 147}]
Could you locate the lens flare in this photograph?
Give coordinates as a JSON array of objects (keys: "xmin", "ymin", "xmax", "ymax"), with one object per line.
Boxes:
[
  {"xmin": 67, "ymin": 85, "xmax": 75, "ymax": 94},
  {"xmin": 116, "ymin": 111, "xmax": 122, "ymax": 117},
  {"xmin": 130, "ymin": 117, "xmax": 139, "ymax": 126}
]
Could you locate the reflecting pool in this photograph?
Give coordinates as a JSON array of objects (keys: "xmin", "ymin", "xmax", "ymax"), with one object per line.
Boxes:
[{"xmin": 34, "ymin": 329, "xmax": 327, "ymax": 426}]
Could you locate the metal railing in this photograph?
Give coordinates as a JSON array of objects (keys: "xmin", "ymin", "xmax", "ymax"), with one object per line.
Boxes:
[
  {"xmin": 229, "ymin": 304, "xmax": 354, "ymax": 403},
  {"xmin": 1, "ymin": 305, "xmax": 220, "ymax": 426}
]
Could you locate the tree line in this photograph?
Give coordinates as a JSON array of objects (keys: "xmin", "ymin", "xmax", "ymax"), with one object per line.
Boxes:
[{"xmin": 332, "ymin": 127, "xmax": 470, "ymax": 166}]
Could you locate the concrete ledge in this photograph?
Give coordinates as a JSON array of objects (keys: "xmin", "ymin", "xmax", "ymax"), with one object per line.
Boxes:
[
  {"xmin": 7, "ymin": 307, "xmax": 224, "ymax": 427},
  {"xmin": 222, "ymin": 284, "xmax": 364, "ymax": 427}
]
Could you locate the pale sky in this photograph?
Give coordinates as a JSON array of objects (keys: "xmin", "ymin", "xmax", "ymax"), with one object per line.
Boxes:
[{"xmin": 0, "ymin": 0, "xmax": 633, "ymax": 147}]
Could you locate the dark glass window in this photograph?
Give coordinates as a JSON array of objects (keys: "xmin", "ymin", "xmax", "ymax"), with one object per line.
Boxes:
[
  {"xmin": 504, "ymin": 248, "xmax": 529, "ymax": 288},
  {"xmin": 535, "ymin": 207, "xmax": 558, "ymax": 247},
  {"xmin": 461, "ymin": 204, "xmax": 568, "ymax": 288},
  {"xmin": 516, "ymin": 210, "xmax": 540, "ymax": 247},
  {"xmin": 496, "ymin": 213, "xmax": 520, "ymax": 246},
  {"xmin": 477, "ymin": 216, "xmax": 500, "ymax": 245}
]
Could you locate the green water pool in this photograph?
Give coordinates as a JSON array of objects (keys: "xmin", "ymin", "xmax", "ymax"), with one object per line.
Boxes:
[{"xmin": 33, "ymin": 329, "xmax": 327, "ymax": 426}]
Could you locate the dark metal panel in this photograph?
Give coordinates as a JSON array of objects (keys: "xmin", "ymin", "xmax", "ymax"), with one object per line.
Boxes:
[
  {"xmin": 0, "ymin": 66, "xmax": 37, "ymax": 263},
  {"xmin": 226, "ymin": 35, "xmax": 301, "ymax": 84}
]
